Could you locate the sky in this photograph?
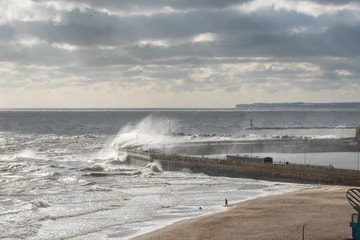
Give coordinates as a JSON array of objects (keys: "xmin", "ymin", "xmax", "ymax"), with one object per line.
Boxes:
[{"xmin": 0, "ymin": 0, "xmax": 359, "ymax": 108}]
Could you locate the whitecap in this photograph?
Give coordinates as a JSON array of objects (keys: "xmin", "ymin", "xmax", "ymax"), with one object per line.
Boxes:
[{"xmin": 88, "ymin": 185, "xmax": 113, "ymax": 191}]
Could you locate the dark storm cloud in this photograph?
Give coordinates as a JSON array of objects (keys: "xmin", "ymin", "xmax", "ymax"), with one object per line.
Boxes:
[
  {"xmin": 3, "ymin": 9, "xmax": 310, "ymax": 60},
  {"xmin": 3, "ymin": 2, "xmax": 358, "ymax": 60},
  {"xmin": 65, "ymin": 0, "xmax": 251, "ymax": 11},
  {"xmin": 324, "ymin": 25, "xmax": 360, "ymax": 55},
  {"xmin": 0, "ymin": 24, "xmax": 14, "ymax": 40}
]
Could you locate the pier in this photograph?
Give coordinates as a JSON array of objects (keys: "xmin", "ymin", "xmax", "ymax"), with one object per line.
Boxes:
[
  {"xmin": 163, "ymin": 138, "xmax": 357, "ymax": 155},
  {"xmin": 126, "ymin": 150, "xmax": 360, "ymax": 186}
]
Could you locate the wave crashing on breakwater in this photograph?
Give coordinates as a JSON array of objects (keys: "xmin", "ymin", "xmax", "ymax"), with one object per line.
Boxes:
[{"xmin": 103, "ymin": 116, "xmax": 358, "ymax": 157}]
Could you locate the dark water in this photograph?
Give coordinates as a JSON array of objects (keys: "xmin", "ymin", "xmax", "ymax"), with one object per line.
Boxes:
[{"xmin": 0, "ymin": 109, "xmax": 359, "ymax": 136}]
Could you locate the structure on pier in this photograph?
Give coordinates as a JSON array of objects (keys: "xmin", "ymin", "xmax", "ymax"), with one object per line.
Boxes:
[{"xmin": 347, "ymin": 189, "xmax": 360, "ymax": 240}]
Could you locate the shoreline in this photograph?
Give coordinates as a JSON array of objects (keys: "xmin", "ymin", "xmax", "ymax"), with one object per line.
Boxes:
[
  {"xmin": 134, "ymin": 185, "xmax": 354, "ymax": 240},
  {"xmin": 130, "ymin": 183, "xmax": 303, "ymax": 239}
]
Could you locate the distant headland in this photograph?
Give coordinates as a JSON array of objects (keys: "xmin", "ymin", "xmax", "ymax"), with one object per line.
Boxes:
[{"xmin": 235, "ymin": 102, "xmax": 360, "ymax": 110}]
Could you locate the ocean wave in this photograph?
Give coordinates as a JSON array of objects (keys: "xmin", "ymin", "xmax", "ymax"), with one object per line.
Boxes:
[{"xmin": 16, "ymin": 149, "xmax": 48, "ymax": 161}]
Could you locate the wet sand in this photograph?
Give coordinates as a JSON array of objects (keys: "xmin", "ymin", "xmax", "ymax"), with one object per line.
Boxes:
[{"xmin": 134, "ymin": 186, "xmax": 354, "ymax": 240}]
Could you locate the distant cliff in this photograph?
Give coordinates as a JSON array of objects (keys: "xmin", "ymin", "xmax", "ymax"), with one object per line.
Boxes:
[{"xmin": 235, "ymin": 102, "xmax": 360, "ymax": 110}]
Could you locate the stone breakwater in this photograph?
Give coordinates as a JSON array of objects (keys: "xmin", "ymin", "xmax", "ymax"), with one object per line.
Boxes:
[
  {"xmin": 126, "ymin": 150, "xmax": 360, "ymax": 186},
  {"xmin": 165, "ymin": 138, "xmax": 358, "ymax": 156}
]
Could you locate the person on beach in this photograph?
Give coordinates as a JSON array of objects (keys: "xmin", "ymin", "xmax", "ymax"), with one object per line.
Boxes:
[{"xmin": 225, "ymin": 198, "xmax": 228, "ymax": 207}]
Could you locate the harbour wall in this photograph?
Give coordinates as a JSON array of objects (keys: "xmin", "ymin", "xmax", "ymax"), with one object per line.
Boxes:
[
  {"xmin": 126, "ymin": 150, "xmax": 360, "ymax": 186},
  {"xmin": 165, "ymin": 138, "xmax": 356, "ymax": 155}
]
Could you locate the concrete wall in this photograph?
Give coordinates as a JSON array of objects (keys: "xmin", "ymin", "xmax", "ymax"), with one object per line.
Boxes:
[
  {"xmin": 126, "ymin": 151, "xmax": 360, "ymax": 186},
  {"xmin": 126, "ymin": 151, "xmax": 152, "ymax": 167},
  {"xmin": 166, "ymin": 138, "xmax": 355, "ymax": 155}
]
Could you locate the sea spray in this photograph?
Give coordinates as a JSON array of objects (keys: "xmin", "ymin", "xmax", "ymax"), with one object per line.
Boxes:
[
  {"xmin": 16, "ymin": 149, "xmax": 48, "ymax": 161},
  {"xmin": 106, "ymin": 115, "xmax": 180, "ymax": 152}
]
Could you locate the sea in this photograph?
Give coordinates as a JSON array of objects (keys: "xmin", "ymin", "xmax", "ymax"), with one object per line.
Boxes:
[{"xmin": 1, "ymin": 109, "xmax": 359, "ymax": 239}]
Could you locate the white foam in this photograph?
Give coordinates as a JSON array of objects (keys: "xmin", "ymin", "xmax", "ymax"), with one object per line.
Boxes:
[
  {"xmin": 94, "ymin": 116, "xmax": 183, "ymax": 160},
  {"xmin": 17, "ymin": 149, "xmax": 48, "ymax": 160}
]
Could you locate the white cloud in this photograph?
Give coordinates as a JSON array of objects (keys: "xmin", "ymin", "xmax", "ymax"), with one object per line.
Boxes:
[
  {"xmin": 16, "ymin": 37, "xmax": 45, "ymax": 47},
  {"xmin": 289, "ymin": 26, "xmax": 327, "ymax": 35},
  {"xmin": 335, "ymin": 69, "xmax": 352, "ymax": 76},
  {"xmin": 97, "ymin": 5, "xmax": 181, "ymax": 18},
  {"xmin": 51, "ymin": 42, "xmax": 79, "ymax": 51},
  {"xmin": 237, "ymin": 0, "xmax": 360, "ymax": 17},
  {"xmin": 43, "ymin": 1, "xmax": 89, "ymax": 12},
  {"xmin": 190, "ymin": 67, "xmax": 214, "ymax": 82},
  {"xmin": 138, "ymin": 39, "xmax": 170, "ymax": 48},
  {"xmin": 0, "ymin": 0, "xmax": 52, "ymax": 23},
  {"xmin": 192, "ymin": 33, "xmax": 217, "ymax": 43}
]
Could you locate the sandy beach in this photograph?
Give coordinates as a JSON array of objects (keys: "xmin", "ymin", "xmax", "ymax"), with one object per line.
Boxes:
[{"xmin": 134, "ymin": 185, "xmax": 354, "ymax": 240}]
